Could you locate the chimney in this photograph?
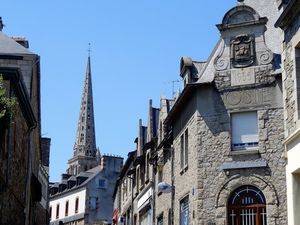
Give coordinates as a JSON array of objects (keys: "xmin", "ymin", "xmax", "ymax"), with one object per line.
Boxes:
[{"xmin": 41, "ymin": 138, "xmax": 51, "ymax": 167}]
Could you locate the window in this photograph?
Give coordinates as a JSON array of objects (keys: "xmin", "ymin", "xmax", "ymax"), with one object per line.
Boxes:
[
  {"xmin": 231, "ymin": 111, "xmax": 258, "ymax": 150},
  {"xmin": 65, "ymin": 200, "xmax": 69, "ymax": 216},
  {"xmin": 228, "ymin": 185, "xmax": 266, "ymax": 225},
  {"xmin": 136, "ymin": 166, "xmax": 140, "ymax": 192},
  {"xmin": 99, "ymin": 179, "xmax": 106, "ymax": 188},
  {"xmin": 140, "ymin": 166, "xmax": 145, "ymax": 188},
  {"xmin": 158, "ymin": 169, "xmax": 163, "ymax": 183},
  {"xmin": 140, "ymin": 209, "xmax": 152, "ymax": 225},
  {"xmin": 75, "ymin": 197, "xmax": 79, "ymax": 213},
  {"xmin": 56, "ymin": 204, "xmax": 60, "ymax": 219},
  {"xmin": 180, "ymin": 129, "xmax": 189, "ymax": 170},
  {"xmin": 157, "ymin": 214, "xmax": 163, "ymax": 225},
  {"xmin": 180, "ymin": 196, "xmax": 189, "ymax": 225},
  {"xmin": 146, "ymin": 152, "xmax": 150, "ymax": 181},
  {"xmin": 49, "ymin": 206, "xmax": 52, "ymax": 221},
  {"xmin": 159, "ymin": 121, "xmax": 163, "ymax": 142},
  {"xmin": 89, "ymin": 197, "xmax": 97, "ymax": 209}
]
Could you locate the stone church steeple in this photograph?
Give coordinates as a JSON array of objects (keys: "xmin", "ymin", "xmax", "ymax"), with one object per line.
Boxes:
[{"xmin": 67, "ymin": 55, "xmax": 100, "ymax": 176}]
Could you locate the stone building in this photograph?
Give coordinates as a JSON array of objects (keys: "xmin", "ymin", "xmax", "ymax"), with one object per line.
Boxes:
[
  {"xmin": 160, "ymin": 1, "xmax": 286, "ymax": 224},
  {"xmin": 113, "ymin": 99, "xmax": 161, "ymax": 225},
  {"xmin": 0, "ymin": 18, "xmax": 50, "ymax": 225},
  {"xmin": 113, "ymin": 150, "xmax": 136, "ymax": 225},
  {"xmin": 275, "ymin": 1, "xmax": 300, "ymax": 224},
  {"xmin": 114, "ymin": 0, "xmax": 288, "ymax": 225},
  {"xmin": 49, "ymin": 55, "xmax": 123, "ymax": 225}
]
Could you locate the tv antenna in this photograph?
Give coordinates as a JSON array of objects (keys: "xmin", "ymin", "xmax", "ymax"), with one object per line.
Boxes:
[{"xmin": 164, "ymin": 79, "xmax": 180, "ymax": 98}]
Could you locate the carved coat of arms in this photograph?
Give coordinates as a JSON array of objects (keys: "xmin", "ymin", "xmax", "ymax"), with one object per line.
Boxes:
[{"xmin": 231, "ymin": 34, "xmax": 255, "ymax": 68}]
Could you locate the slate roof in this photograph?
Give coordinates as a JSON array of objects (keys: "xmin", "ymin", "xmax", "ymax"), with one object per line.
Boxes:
[
  {"xmin": 0, "ymin": 31, "xmax": 33, "ymax": 55},
  {"xmin": 49, "ymin": 166, "xmax": 103, "ymax": 198}
]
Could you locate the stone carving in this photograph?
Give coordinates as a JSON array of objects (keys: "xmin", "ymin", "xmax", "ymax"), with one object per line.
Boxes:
[
  {"xmin": 258, "ymin": 51, "xmax": 273, "ymax": 65},
  {"xmin": 231, "ymin": 68, "xmax": 255, "ymax": 86},
  {"xmin": 215, "ymin": 57, "xmax": 229, "ymax": 71},
  {"xmin": 214, "ymin": 39, "xmax": 229, "ymax": 71},
  {"xmin": 231, "ymin": 34, "xmax": 255, "ymax": 68},
  {"xmin": 223, "ymin": 87, "xmax": 275, "ymax": 109}
]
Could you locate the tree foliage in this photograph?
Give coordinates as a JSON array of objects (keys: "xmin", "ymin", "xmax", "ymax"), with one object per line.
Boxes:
[{"xmin": 0, "ymin": 75, "xmax": 15, "ymax": 127}]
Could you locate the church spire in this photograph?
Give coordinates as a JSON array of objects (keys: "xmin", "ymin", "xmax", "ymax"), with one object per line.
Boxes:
[
  {"xmin": 67, "ymin": 51, "xmax": 99, "ymax": 175},
  {"xmin": 74, "ymin": 55, "xmax": 97, "ymax": 157}
]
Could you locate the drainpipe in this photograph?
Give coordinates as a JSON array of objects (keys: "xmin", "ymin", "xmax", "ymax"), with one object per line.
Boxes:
[
  {"xmin": 171, "ymin": 146, "xmax": 174, "ymax": 225},
  {"xmin": 25, "ymin": 122, "xmax": 37, "ymax": 225}
]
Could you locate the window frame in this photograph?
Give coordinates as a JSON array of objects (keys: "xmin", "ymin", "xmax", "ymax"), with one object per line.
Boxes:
[
  {"xmin": 180, "ymin": 129, "xmax": 189, "ymax": 171},
  {"xmin": 180, "ymin": 195, "xmax": 189, "ymax": 225},
  {"xmin": 227, "ymin": 185, "xmax": 267, "ymax": 225},
  {"xmin": 75, "ymin": 197, "xmax": 79, "ymax": 214},
  {"xmin": 56, "ymin": 203, "xmax": 60, "ymax": 219},
  {"xmin": 49, "ymin": 206, "xmax": 52, "ymax": 221},
  {"xmin": 65, "ymin": 200, "xmax": 69, "ymax": 217},
  {"xmin": 98, "ymin": 179, "xmax": 106, "ymax": 189}
]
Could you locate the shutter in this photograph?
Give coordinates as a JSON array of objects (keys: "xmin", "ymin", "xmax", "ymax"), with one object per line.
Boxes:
[{"xmin": 231, "ymin": 111, "xmax": 258, "ymax": 147}]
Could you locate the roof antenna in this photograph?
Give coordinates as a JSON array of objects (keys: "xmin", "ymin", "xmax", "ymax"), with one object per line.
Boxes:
[{"xmin": 164, "ymin": 79, "xmax": 180, "ymax": 98}]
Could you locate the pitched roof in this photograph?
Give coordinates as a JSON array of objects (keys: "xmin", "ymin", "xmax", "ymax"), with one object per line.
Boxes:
[{"xmin": 0, "ymin": 32, "xmax": 33, "ymax": 55}]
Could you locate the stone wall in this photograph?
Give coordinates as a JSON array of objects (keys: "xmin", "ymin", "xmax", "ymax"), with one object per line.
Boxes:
[{"xmin": 0, "ymin": 79, "xmax": 30, "ymax": 225}]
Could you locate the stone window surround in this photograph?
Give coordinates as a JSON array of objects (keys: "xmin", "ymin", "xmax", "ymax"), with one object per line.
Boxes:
[{"xmin": 215, "ymin": 175, "xmax": 279, "ymax": 225}]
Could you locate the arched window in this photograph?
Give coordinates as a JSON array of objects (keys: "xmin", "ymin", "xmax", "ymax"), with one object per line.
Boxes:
[{"xmin": 228, "ymin": 185, "xmax": 267, "ymax": 225}]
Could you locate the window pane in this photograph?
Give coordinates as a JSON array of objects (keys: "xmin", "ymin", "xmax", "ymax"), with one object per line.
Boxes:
[{"xmin": 231, "ymin": 111, "xmax": 258, "ymax": 148}]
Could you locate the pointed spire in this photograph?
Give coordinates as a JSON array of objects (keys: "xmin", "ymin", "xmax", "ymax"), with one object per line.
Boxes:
[
  {"xmin": 73, "ymin": 53, "xmax": 97, "ymax": 158},
  {"xmin": 0, "ymin": 17, "xmax": 4, "ymax": 31}
]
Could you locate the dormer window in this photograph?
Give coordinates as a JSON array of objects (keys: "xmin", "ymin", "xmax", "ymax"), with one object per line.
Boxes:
[{"xmin": 99, "ymin": 179, "xmax": 106, "ymax": 188}]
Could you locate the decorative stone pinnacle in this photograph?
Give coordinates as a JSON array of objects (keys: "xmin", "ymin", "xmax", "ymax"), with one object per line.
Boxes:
[{"xmin": 0, "ymin": 17, "xmax": 4, "ymax": 31}]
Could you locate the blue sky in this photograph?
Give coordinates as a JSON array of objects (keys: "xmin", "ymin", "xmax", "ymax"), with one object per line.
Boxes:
[{"xmin": 2, "ymin": 0, "xmax": 237, "ymax": 181}]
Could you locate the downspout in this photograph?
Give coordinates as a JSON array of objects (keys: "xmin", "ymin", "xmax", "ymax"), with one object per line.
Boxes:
[
  {"xmin": 25, "ymin": 125, "xmax": 36, "ymax": 225},
  {"xmin": 152, "ymin": 144, "xmax": 156, "ymax": 225},
  {"xmin": 171, "ymin": 145, "xmax": 174, "ymax": 225}
]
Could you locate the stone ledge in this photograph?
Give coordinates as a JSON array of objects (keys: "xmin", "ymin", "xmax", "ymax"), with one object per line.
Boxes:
[
  {"xmin": 220, "ymin": 159, "xmax": 267, "ymax": 170},
  {"xmin": 230, "ymin": 148, "xmax": 259, "ymax": 155}
]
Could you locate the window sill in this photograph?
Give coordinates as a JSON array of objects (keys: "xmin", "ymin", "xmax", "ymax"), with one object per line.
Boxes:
[{"xmin": 230, "ymin": 148, "xmax": 259, "ymax": 156}]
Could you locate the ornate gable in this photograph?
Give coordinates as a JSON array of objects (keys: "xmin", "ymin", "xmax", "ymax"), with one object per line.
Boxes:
[{"xmin": 213, "ymin": 5, "xmax": 275, "ymax": 90}]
